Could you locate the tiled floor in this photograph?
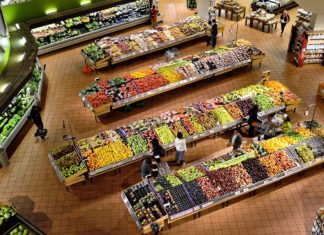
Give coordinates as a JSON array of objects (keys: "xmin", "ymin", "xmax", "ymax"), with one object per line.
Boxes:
[{"xmin": 1, "ymin": 0, "xmax": 324, "ymax": 234}]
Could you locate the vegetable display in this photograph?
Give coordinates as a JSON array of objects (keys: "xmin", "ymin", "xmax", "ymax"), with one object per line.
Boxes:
[{"xmin": 32, "ymin": 0, "xmax": 150, "ymax": 48}]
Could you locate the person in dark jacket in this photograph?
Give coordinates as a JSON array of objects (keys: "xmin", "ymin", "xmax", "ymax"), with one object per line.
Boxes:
[
  {"xmin": 280, "ymin": 10, "xmax": 290, "ymax": 36},
  {"xmin": 141, "ymin": 158, "xmax": 152, "ymax": 178},
  {"xmin": 211, "ymin": 19, "xmax": 218, "ymax": 48},
  {"xmin": 151, "ymin": 138, "xmax": 165, "ymax": 161},
  {"xmin": 28, "ymin": 105, "xmax": 47, "ymax": 139},
  {"xmin": 248, "ymin": 105, "xmax": 259, "ymax": 137},
  {"xmin": 230, "ymin": 130, "xmax": 242, "ymax": 150}
]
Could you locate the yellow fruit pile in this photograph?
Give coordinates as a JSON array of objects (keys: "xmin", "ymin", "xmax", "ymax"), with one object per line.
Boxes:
[
  {"xmin": 259, "ymin": 155, "xmax": 283, "ymax": 176},
  {"xmin": 295, "ymin": 128, "xmax": 316, "ymax": 138},
  {"xmin": 259, "ymin": 137, "xmax": 290, "ymax": 153},
  {"xmin": 263, "ymin": 80, "xmax": 289, "ymax": 93},
  {"xmin": 85, "ymin": 141, "xmax": 133, "ymax": 170}
]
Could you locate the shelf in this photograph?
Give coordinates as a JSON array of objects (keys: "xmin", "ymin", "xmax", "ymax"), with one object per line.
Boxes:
[
  {"xmin": 37, "ymin": 16, "xmax": 150, "ymax": 55},
  {"xmin": 0, "ymin": 59, "xmax": 45, "ymax": 150}
]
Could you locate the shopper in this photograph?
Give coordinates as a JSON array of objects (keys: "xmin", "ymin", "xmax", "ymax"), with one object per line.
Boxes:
[
  {"xmin": 248, "ymin": 105, "xmax": 259, "ymax": 137},
  {"xmin": 150, "ymin": 5, "xmax": 158, "ymax": 28},
  {"xmin": 151, "ymin": 160, "xmax": 159, "ymax": 178},
  {"xmin": 174, "ymin": 132, "xmax": 187, "ymax": 166},
  {"xmin": 280, "ymin": 10, "xmax": 290, "ymax": 36},
  {"xmin": 151, "ymin": 138, "xmax": 165, "ymax": 161},
  {"xmin": 206, "ymin": 20, "xmax": 212, "ymax": 46},
  {"xmin": 141, "ymin": 158, "xmax": 152, "ymax": 179},
  {"xmin": 211, "ymin": 19, "xmax": 218, "ymax": 48},
  {"xmin": 28, "ymin": 105, "xmax": 47, "ymax": 140},
  {"xmin": 230, "ymin": 129, "xmax": 242, "ymax": 151}
]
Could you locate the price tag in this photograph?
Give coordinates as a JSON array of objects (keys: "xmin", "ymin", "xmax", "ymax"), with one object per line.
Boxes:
[
  {"xmin": 193, "ymin": 135, "xmax": 198, "ymax": 140},
  {"xmin": 209, "ymin": 130, "xmax": 215, "ymax": 134},
  {"xmin": 235, "ymin": 191, "xmax": 240, "ymax": 195},
  {"xmin": 242, "ymin": 188, "xmax": 248, "ymax": 193},
  {"xmin": 222, "ymin": 124, "xmax": 229, "ymax": 129},
  {"xmin": 202, "ymin": 201, "xmax": 213, "ymax": 208},
  {"xmin": 193, "ymin": 206, "xmax": 200, "ymax": 211}
]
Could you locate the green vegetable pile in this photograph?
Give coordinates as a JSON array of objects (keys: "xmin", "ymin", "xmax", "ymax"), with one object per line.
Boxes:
[
  {"xmin": 0, "ymin": 205, "xmax": 16, "ymax": 226},
  {"xmin": 82, "ymin": 43, "xmax": 107, "ymax": 62},
  {"xmin": 212, "ymin": 107, "xmax": 234, "ymax": 125},
  {"xmin": 165, "ymin": 174, "xmax": 182, "ymax": 187},
  {"xmin": 127, "ymin": 134, "xmax": 148, "ymax": 155},
  {"xmin": 9, "ymin": 224, "xmax": 32, "ymax": 235},
  {"xmin": 61, "ymin": 163, "xmax": 86, "ymax": 178},
  {"xmin": 254, "ymin": 93, "xmax": 274, "ymax": 111},
  {"xmin": 296, "ymin": 143, "xmax": 315, "ymax": 163},
  {"xmin": 177, "ymin": 166, "xmax": 204, "ymax": 182}
]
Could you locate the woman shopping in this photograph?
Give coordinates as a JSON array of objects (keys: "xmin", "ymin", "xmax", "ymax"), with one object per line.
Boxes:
[
  {"xmin": 280, "ymin": 10, "xmax": 290, "ymax": 36},
  {"xmin": 174, "ymin": 132, "xmax": 187, "ymax": 166}
]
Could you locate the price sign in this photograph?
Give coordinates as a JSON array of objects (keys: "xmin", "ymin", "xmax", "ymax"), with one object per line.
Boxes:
[
  {"xmin": 193, "ymin": 135, "xmax": 198, "ymax": 140},
  {"xmin": 209, "ymin": 130, "xmax": 215, "ymax": 134},
  {"xmin": 202, "ymin": 201, "xmax": 213, "ymax": 208}
]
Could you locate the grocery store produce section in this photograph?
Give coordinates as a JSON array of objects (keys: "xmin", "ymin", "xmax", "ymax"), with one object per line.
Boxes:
[
  {"xmin": 122, "ymin": 121, "xmax": 324, "ymax": 232},
  {"xmin": 80, "ymin": 39, "xmax": 265, "ymax": 117},
  {"xmin": 50, "ymin": 79, "xmax": 300, "ymax": 184},
  {"xmin": 81, "ymin": 16, "xmax": 224, "ymax": 69},
  {"xmin": 0, "ymin": 59, "xmax": 45, "ymax": 150},
  {"xmin": 0, "ymin": 203, "xmax": 44, "ymax": 235},
  {"xmin": 31, "ymin": 0, "xmax": 150, "ymax": 55}
]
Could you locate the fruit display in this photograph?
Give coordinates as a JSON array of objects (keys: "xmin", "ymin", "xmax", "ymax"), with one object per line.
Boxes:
[
  {"xmin": 295, "ymin": 127, "xmax": 316, "ymax": 138},
  {"xmin": 0, "ymin": 205, "xmax": 16, "ymax": 226},
  {"xmin": 229, "ymin": 164, "xmax": 253, "ymax": 188},
  {"xmin": 123, "ymin": 182, "xmax": 166, "ymax": 227},
  {"xmin": 159, "ymin": 185, "xmax": 194, "ymax": 215},
  {"xmin": 80, "ymin": 45, "xmax": 264, "ymax": 109},
  {"xmin": 32, "ymin": 0, "xmax": 150, "ymax": 48},
  {"xmin": 209, "ymin": 168, "xmax": 240, "ymax": 195},
  {"xmin": 165, "ymin": 174, "xmax": 183, "ymax": 187},
  {"xmin": 155, "ymin": 125, "xmax": 175, "ymax": 144},
  {"xmin": 196, "ymin": 176, "xmax": 220, "ymax": 200},
  {"xmin": 84, "ymin": 16, "xmax": 206, "ymax": 62},
  {"xmin": 177, "ymin": 166, "xmax": 204, "ymax": 182},
  {"xmin": 272, "ymin": 151, "xmax": 296, "ymax": 171},
  {"xmin": 85, "ymin": 140, "xmax": 133, "ymax": 170},
  {"xmin": 296, "ymin": 143, "xmax": 315, "ymax": 162},
  {"xmin": 52, "ymin": 147, "xmax": 86, "ymax": 178},
  {"xmin": 254, "ymin": 93, "xmax": 274, "ymax": 111},
  {"xmin": 235, "ymin": 98, "xmax": 255, "ymax": 116},
  {"xmin": 212, "ymin": 107, "xmax": 234, "ymax": 125},
  {"xmin": 180, "ymin": 116, "xmax": 197, "ymax": 135},
  {"xmin": 184, "ymin": 181, "xmax": 208, "ymax": 205},
  {"xmin": 224, "ymin": 103, "xmax": 243, "ymax": 120},
  {"xmin": 258, "ymin": 155, "xmax": 283, "ymax": 176},
  {"xmin": 193, "ymin": 112, "xmax": 219, "ymax": 130},
  {"xmin": 127, "ymin": 134, "xmax": 148, "ymax": 155},
  {"xmin": 169, "ymin": 121, "xmax": 189, "ymax": 138},
  {"xmin": 0, "ymin": 65, "xmax": 43, "ymax": 146},
  {"xmin": 189, "ymin": 116, "xmax": 205, "ymax": 133},
  {"xmin": 259, "ymin": 136, "xmax": 291, "ymax": 153},
  {"xmin": 7, "ymin": 224, "xmax": 33, "ymax": 235},
  {"xmin": 241, "ymin": 158, "xmax": 269, "ymax": 183},
  {"xmin": 50, "ymin": 143, "xmax": 75, "ymax": 160}
]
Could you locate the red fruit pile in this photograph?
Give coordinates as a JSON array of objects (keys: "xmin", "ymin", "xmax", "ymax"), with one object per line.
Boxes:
[
  {"xmin": 196, "ymin": 176, "xmax": 220, "ymax": 200},
  {"xmin": 133, "ymin": 74, "xmax": 169, "ymax": 93},
  {"xmin": 86, "ymin": 91, "xmax": 111, "ymax": 108},
  {"xmin": 181, "ymin": 117, "xmax": 196, "ymax": 135},
  {"xmin": 272, "ymin": 151, "xmax": 295, "ymax": 171},
  {"xmin": 224, "ymin": 103, "xmax": 243, "ymax": 120}
]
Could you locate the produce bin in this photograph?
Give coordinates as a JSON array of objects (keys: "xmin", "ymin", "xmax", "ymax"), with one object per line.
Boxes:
[{"xmin": 0, "ymin": 148, "xmax": 9, "ymax": 167}]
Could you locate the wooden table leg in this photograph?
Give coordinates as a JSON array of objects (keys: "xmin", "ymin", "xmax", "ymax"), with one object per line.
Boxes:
[{"xmin": 245, "ymin": 17, "xmax": 248, "ymax": 25}]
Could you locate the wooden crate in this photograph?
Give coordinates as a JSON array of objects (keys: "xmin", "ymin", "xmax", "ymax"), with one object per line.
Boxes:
[
  {"xmin": 142, "ymin": 215, "xmax": 168, "ymax": 234},
  {"xmin": 63, "ymin": 167, "xmax": 88, "ymax": 186},
  {"xmin": 318, "ymin": 83, "xmax": 324, "ymax": 99},
  {"xmin": 285, "ymin": 98, "xmax": 302, "ymax": 106},
  {"xmin": 65, "ymin": 175, "xmax": 86, "ymax": 187},
  {"xmin": 93, "ymin": 102, "xmax": 112, "ymax": 116}
]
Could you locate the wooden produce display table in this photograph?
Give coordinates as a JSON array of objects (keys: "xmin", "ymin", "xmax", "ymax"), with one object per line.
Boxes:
[
  {"xmin": 122, "ymin": 126, "xmax": 324, "ymax": 230},
  {"xmin": 245, "ymin": 10, "xmax": 278, "ymax": 33},
  {"xmin": 215, "ymin": 1, "xmax": 246, "ymax": 21}
]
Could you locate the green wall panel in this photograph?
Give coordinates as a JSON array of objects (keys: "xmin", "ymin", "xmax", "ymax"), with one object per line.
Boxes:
[{"xmin": 2, "ymin": 0, "xmax": 108, "ymax": 25}]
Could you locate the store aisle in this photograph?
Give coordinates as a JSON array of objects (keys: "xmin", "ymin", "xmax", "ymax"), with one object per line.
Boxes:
[{"xmin": 0, "ymin": 0, "xmax": 323, "ymax": 234}]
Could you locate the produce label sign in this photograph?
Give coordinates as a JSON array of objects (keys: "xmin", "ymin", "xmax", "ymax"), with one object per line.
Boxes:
[{"xmin": 0, "ymin": 0, "xmax": 31, "ymax": 6}]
